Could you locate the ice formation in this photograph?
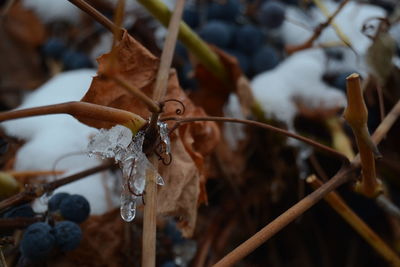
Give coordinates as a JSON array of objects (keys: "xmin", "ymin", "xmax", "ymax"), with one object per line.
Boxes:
[{"xmin": 87, "ymin": 123, "xmax": 169, "ymax": 222}]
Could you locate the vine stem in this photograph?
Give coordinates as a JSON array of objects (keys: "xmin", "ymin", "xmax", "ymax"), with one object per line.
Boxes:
[
  {"xmin": 103, "ymin": 74, "xmax": 161, "ymax": 113},
  {"xmin": 212, "ymin": 98, "xmax": 400, "ymax": 267},
  {"xmin": 213, "ymin": 166, "xmax": 356, "ymax": 267},
  {"xmin": 162, "ymin": 116, "xmax": 350, "ymax": 163},
  {"xmin": 67, "ymin": 0, "xmax": 121, "ymax": 34},
  {"xmin": 0, "ymin": 101, "xmax": 146, "ymax": 133},
  {"xmin": 307, "ymin": 175, "xmax": 400, "ymax": 267},
  {"xmin": 142, "ymin": 0, "xmax": 185, "ymax": 266},
  {"xmin": 286, "ymin": 0, "xmax": 350, "ymax": 54},
  {"xmin": 344, "ymin": 74, "xmax": 381, "ymax": 197},
  {"xmin": 0, "ymin": 163, "xmax": 113, "ymax": 212}
]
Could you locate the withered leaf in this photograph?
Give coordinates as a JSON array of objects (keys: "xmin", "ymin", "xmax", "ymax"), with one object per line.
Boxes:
[
  {"xmin": 0, "ymin": 3, "xmax": 46, "ymax": 103},
  {"xmin": 79, "ymin": 30, "xmax": 220, "ymax": 236},
  {"xmin": 191, "ymin": 46, "xmax": 244, "ymax": 116}
]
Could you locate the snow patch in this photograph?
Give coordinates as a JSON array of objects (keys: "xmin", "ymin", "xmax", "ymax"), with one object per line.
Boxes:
[
  {"xmin": 251, "ymin": 48, "xmax": 346, "ymax": 129},
  {"xmin": 1, "ymin": 70, "xmax": 116, "ymax": 215}
]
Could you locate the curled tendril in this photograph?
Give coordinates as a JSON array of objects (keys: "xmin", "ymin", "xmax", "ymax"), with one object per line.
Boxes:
[
  {"xmin": 126, "ymin": 159, "xmax": 143, "ymax": 198},
  {"xmin": 154, "ymin": 147, "xmax": 172, "ymax": 166},
  {"xmin": 127, "ymin": 174, "xmax": 145, "ymax": 205},
  {"xmin": 161, "ymin": 99, "xmax": 186, "ymax": 115},
  {"xmin": 167, "ymin": 122, "xmax": 181, "ymax": 137}
]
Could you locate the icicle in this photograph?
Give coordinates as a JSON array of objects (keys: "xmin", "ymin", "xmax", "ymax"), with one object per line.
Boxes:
[
  {"xmin": 120, "ymin": 187, "xmax": 137, "ymax": 222},
  {"xmin": 87, "ymin": 125, "xmax": 166, "ymax": 222},
  {"xmin": 158, "ymin": 121, "xmax": 171, "ymax": 154}
]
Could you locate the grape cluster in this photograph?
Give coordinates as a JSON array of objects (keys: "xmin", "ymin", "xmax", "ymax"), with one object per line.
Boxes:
[
  {"xmin": 18, "ymin": 193, "xmax": 90, "ymax": 262},
  {"xmin": 176, "ymin": 0, "xmax": 291, "ymax": 86},
  {"xmin": 42, "ymin": 37, "xmax": 93, "ymax": 70}
]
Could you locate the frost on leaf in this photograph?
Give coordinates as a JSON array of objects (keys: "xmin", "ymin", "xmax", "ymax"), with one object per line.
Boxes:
[{"xmin": 87, "ymin": 125, "xmax": 167, "ymax": 222}]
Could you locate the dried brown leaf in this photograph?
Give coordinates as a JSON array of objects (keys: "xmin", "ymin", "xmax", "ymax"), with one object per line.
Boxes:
[
  {"xmin": 79, "ymin": 30, "xmax": 220, "ymax": 235},
  {"xmin": 191, "ymin": 46, "xmax": 243, "ymax": 116},
  {"xmin": 0, "ymin": 3, "xmax": 46, "ymax": 101}
]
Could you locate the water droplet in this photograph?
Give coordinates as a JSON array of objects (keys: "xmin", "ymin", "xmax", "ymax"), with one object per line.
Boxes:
[
  {"xmin": 120, "ymin": 191, "xmax": 136, "ymax": 222},
  {"xmin": 158, "ymin": 122, "xmax": 171, "ymax": 154},
  {"xmin": 156, "ymin": 174, "xmax": 164, "ymax": 186}
]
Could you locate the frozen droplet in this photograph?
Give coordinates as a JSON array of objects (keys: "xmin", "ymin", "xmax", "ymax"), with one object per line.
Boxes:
[
  {"xmin": 156, "ymin": 174, "xmax": 164, "ymax": 186},
  {"xmin": 120, "ymin": 190, "xmax": 136, "ymax": 222},
  {"xmin": 131, "ymin": 176, "xmax": 146, "ymax": 195},
  {"xmin": 158, "ymin": 122, "xmax": 171, "ymax": 154},
  {"xmin": 87, "ymin": 125, "xmax": 133, "ymax": 159}
]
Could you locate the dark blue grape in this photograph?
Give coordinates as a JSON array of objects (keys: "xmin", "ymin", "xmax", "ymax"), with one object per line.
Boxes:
[
  {"xmin": 234, "ymin": 24, "xmax": 264, "ymax": 55},
  {"xmin": 53, "ymin": 221, "xmax": 82, "ymax": 252},
  {"xmin": 42, "ymin": 38, "xmax": 67, "ymax": 60},
  {"xmin": 258, "ymin": 1, "xmax": 286, "ymax": 29},
  {"xmin": 251, "ymin": 46, "xmax": 280, "ymax": 74},
  {"xmin": 179, "ymin": 62, "xmax": 198, "ymax": 90},
  {"xmin": 164, "ymin": 220, "xmax": 184, "ymax": 244},
  {"xmin": 48, "ymin": 192, "xmax": 70, "ymax": 212},
  {"xmin": 198, "ymin": 21, "xmax": 234, "ymax": 48},
  {"xmin": 59, "ymin": 194, "xmax": 90, "ymax": 223},
  {"xmin": 62, "ymin": 50, "xmax": 93, "ymax": 70},
  {"xmin": 3, "ymin": 204, "xmax": 35, "ymax": 218},
  {"xmin": 20, "ymin": 222, "xmax": 55, "ymax": 261},
  {"xmin": 183, "ymin": 7, "xmax": 200, "ymax": 28},
  {"xmin": 207, "ymin": 0, "xmax": 242, "ymax": 22},
  {"xmin": 224, "ymin": 49, "xmax": 250, "ymax": 74}
]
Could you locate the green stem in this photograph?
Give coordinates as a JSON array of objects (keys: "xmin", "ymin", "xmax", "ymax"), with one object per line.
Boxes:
[{"xmin": 137, "ymin": 0, "xmax": 228, "ymax": 83}]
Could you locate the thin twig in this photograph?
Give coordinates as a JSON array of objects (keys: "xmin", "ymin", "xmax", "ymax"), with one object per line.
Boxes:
[
  {"xmin": 307, "ymin": 175, "xmax": 400, "ymax": 267},
  {"xmin": 161, "ymin": 116, "xmax": 350, "ymax": 163},
  {"xmin": 104, "ymin": 74, "xmax": 161, "ymax": 113},
  {"xmin": 67, "ymin": 0, "xmax": 121, "ymax": 34},
  {"xmin": 0, "ymin": 101, "xmax": 146, "ymax": 132},
  {"xmin": 142, "ymin": 157, "xmax": 159, "ymax": 267},
  {"xmin": 7, "ymin": 170, "xmax": 64, "ymax": 178},
  {"xmin": 377, "ymin": 85, "xmax": 386, "ymax": 123},
  {"xmin": 312, "ymin": 0, "xmax": 352, "ymax": 45},
  {"xmin": 212, "ymin": 99, "xmax": 400, "ymax": 267},
  {"xmin": 142, "ymin": 1, "xmax": 185, "ymax": 266},
  {"xmin": 213, "ymin": 166, "xmax": 356, "ymax": 267},
  {"xmin": 286, "ymin": 0, "xmax": 350, "ymax": 54},
  {"xmin": 153, "ymin": 0, "xmax": 185, "ymax": 101},
  {"xmin": 0, "ymin": 163, "xmax": 113, "ymax": 212}
]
